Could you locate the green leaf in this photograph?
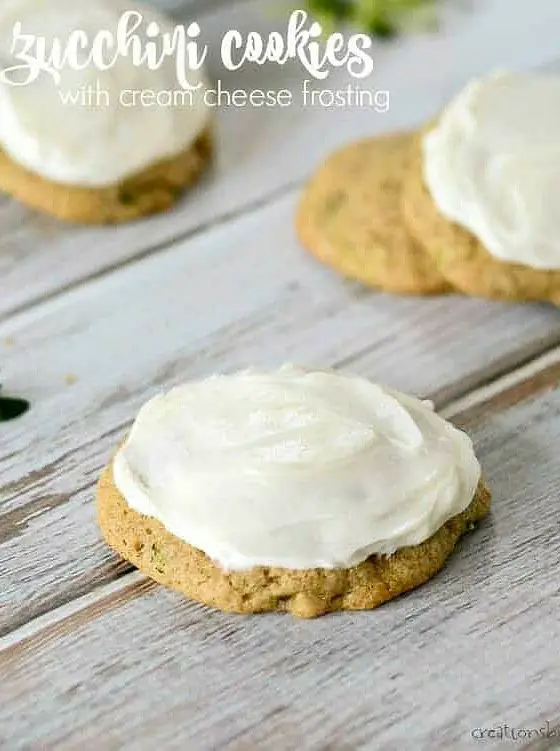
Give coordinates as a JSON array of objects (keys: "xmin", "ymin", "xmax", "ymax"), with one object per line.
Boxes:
[
  {"xmin": 0, "ymin": 396, "xmax": 29, "ymax": 422},
  {"xmin": 366, "ymin": 15, "xmax": 397, "ymax": 38},
  {"xmin": 307, "ymin": 0, "xmax": 437, "ymax": 37},
  {"xmin": 308, "ymin": 0, "xmax": 351, "ymax": 18}
]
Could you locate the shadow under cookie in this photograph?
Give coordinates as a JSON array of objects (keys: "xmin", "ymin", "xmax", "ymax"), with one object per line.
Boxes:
[
  {"xmin": 403, "ymin": 134, "xmax": 560, "ymax": 304},
  {"xmin": 0, "ymin": 127, "xmax": 212, "ymax": 225},
  {"xmin": 296, "ymin": 133, "xmax": 451, "ymax": 296},
  {"xmin": 97, "ymin": 464, "xmax": 491, "ymax": 619}
]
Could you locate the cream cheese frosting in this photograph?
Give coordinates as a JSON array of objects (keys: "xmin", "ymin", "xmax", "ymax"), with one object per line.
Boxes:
[
  {"xmin": 422, "ymin": 71, "xmax": 560, "ymax": 270},
  {"xmin": 0, "ymin": 0, "xmax": 209, "ymax": 186},
  {"xmin": 113, "ymin": 367, "xmax": 481, "ymax": 571}
]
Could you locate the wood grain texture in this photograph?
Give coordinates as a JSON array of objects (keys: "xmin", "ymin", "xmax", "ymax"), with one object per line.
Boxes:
[
  {"xmin": 2, "ymin": 388, "xmax": 560, "ymax": 751},
  {"xmin": 2, "ymin": 191, "xmax": 560, "ymax": 635},
  {"xmin": 2, "ymin": 2, "xmax": 560, "ymax": 744},
  {"xmin": 1, "ymin": 0, "xmax": 560, "ymax": 320}
]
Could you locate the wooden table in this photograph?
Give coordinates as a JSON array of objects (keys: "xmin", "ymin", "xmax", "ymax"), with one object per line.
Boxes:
[{"xmin": 2, "ymin": 2, "xmax": 560, "ymax": 748}]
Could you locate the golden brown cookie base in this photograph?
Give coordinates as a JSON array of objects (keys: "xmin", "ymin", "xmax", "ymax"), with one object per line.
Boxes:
[
  {"xmin": 0, "ymin": 127, "xmax": 212, "ymax": 225},
  {"xmin": 296, "ymin": 133, "xmax": 451, "ymax": 296},
  {"xmin": 97, "ymin": 465, "xmax": 491, "ymax": 618},
  {"xmin": 403, "ymin": 132, "xmax": 560, "ymax": 303}
]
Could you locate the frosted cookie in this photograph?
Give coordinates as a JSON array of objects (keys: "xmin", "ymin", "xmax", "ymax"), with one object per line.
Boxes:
[
  {"xmin": 0, "ymin": 1, "xmax": 212, "ymax": 224},
  {"xmin": 97, "ymin": 367, "xmax": 491, "ymax": 618},
  {"xmin": 403, "ymin": 72, "xmax": 560, "ymax": 303},
  {"xmin": 296, "ymin": 133, "xmax": 451, "ymax": 295},
  {"xmin": 0, "ymin": 130, "xmax": 212, "ymax": 225}
]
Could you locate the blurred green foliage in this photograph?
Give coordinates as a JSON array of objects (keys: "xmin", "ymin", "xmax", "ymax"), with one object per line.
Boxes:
[{"xmin": 307, "ymin": 0, "xmax": 437, "ymax": 37}]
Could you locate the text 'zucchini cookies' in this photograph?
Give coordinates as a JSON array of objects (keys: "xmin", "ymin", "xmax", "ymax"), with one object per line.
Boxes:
[
  {"xmin": 0, "ymin": 0, "xmax": 212, "ymax": 224},
  {"xmin": 97, "ymin": 366, "xmax": 491, "ymax": 618},
  {"xmin": 296, "ymin": 133, "xmax": 450, "ymax": 295},
  {"xmin": 403, "ymin": 71, "xmax": 560, "ymax": 303}
]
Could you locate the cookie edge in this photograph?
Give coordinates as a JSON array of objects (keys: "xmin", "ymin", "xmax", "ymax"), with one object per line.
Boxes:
[{"xmin": 296, "ymin": 131, "xmax": 452, "ymax": 296}]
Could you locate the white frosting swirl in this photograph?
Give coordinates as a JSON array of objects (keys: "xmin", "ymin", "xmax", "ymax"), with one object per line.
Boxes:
[
  {"xmin": 113, "ymin": 367, "xmax": 481, "ymax": 570},
  {"xmin": 423, "ymin": 71, "xmax": 560, "ymax": 270},
  {"xmin": 0, "ymin": 0, "xmax": 209, "ymax": 186}
]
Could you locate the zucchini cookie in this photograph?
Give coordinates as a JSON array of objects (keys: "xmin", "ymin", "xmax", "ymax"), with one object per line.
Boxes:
[
  {"xmin": 296, "ymin": 133, "xmax": 451, "ymax": 295},
  {"xmin": 0, "ymin": 130, "xmax": 212, "ymax": 224},
  {"xmin": 403, "ymin": 72, "xmax": 560, "ymax": 303},
  {"xmin": 97, "ymin": 367, "xmax": 491, "ymax": 619},
  {"xmin": 0, "ymin": 0, "xmax": 212, "ymax": 224}
]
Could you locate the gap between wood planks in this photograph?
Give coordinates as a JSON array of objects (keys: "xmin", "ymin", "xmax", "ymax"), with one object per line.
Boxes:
[{"xmin": 2, "ymin": 342, "xmax": 559, "ymax": 652}]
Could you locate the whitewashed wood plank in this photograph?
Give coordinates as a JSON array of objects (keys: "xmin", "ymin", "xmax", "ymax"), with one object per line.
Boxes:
[
  {"xmin": 2, "ymin": 388, "xmax": 560, "ymax": 751},
  {"xmin": 1, "ymin": 0, "xmax": 560, "ymax": 319},
  {"xmin": 2, "ymin": 192, "xmax": 560, "ymax": 634},
  {"xmin": 445, "ymin": 347, "xmax": 560, "ymax": 429}
]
